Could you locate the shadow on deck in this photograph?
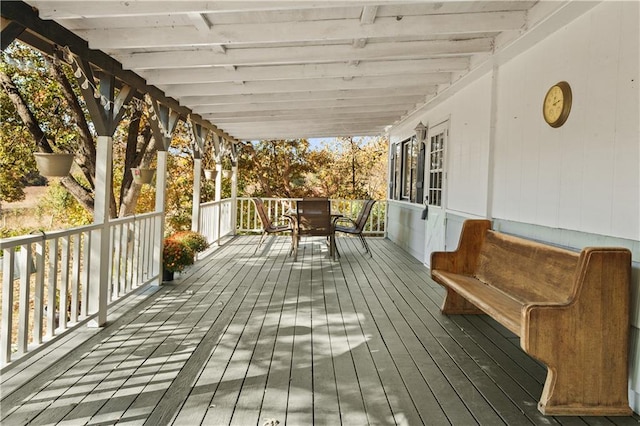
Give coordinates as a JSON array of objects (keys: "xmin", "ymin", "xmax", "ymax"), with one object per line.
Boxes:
[{"xmin": 1, "ymin": 236, "xmax": 638, "ymax": 425}]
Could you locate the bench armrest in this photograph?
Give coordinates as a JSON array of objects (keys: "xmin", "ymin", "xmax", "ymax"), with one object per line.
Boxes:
[{"xmin": 430, "ymin": 219, "xmax": 491, "ymax": 274}]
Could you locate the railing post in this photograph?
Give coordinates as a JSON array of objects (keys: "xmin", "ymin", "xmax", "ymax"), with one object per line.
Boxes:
[
  {"xmin": 1, "ymin": 250, "xmax": 14, "ymax": 364},
  {"xmin": 89, "ymin": 135, "xmax": 112, "ymax": 327},
  {"xmin": 192, "ymin": 157, "xmax": 202, "ymax": 232},
  {"xmin": 215, "ymin": 162, "xmax": 222, "ymax": 245},
  {"xmin": 155, "ymin": 150, "xmax": 168, "ymax": 285},
  {"xmin": 231, "ymin": 163, "xmax": 238, "ymax": 235}
]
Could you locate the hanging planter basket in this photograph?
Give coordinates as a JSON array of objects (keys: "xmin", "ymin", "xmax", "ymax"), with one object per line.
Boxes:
[
  {"xmin": 203, "ymin": 169, "xmax": 218, "ymax": 180},
  {"xmin": 222, "ymin": 170, "xmax": 232, "ymax": 179},
  {"xmin": 34, "ymin": 152, "xmax": 74, "ymax": 177},
  {"xmin": 131, "ymin": 168, "xmax": 155, "ymax": 185}
]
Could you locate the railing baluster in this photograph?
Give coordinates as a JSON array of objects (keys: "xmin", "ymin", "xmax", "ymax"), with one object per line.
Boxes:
[
  {"xmin": 1, "ymin": 249, "xmax": 15, "ymax": 364},
  {"xmin": 70, "ymin": 234, "xmax": 80, "ymax": 323},
  {"xmin": 17, "ymin": 244, "xmax": 30, "ymax": 355},
  {"xmin": 47, "ymin": 238, "xmax": 58, "ymax": 338},
  {"xmin": 109, "ymin": 225, "xmax": 118, "ymax": 302},
  {"xmin": 82, "ymin": 231, "xmax": 90, "ymax": 318},
  {"xmin": 125, "ymin": 222, "xmax": 133, "ymax": 292},
  {"xmin": 59, "ymin": 236, "xmax": 70, "ymax": 330},
  {"xmin": 34, "ymin": 237, "xmax": 45, "ymax": 343}
]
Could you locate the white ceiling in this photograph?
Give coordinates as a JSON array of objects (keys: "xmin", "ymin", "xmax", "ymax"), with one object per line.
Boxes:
[{"xmin": 25, "ymin": 1, "xmax": 563, "ymax": 142}]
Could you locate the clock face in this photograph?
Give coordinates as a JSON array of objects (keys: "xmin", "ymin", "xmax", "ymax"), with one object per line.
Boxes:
[{"xmin": 543, "ymin": 81, "xmax": 572, "ymax": 127}]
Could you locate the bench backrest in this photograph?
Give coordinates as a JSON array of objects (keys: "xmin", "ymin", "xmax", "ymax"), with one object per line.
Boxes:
[{"xmin": 474, "ymin": 230, "xmax": 579, "ymax": 303}]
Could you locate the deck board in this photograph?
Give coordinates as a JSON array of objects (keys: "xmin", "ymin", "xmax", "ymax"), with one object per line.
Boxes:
[{"xmin": 2, "ymin": 235, "xmax": 638, "ymax": 425}]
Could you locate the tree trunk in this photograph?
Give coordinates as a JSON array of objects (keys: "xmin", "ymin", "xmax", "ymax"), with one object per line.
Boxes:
[
  {"xmin": 48, "ymin": 59, "xmax": 96, "ymax": 188},
  {"xmin": 119, "ymin": 117, "xmax": 158, "ymax": 217},
  {"xmin": 0, "ymin": 71, "xmax": 53, "ymax": 152}
]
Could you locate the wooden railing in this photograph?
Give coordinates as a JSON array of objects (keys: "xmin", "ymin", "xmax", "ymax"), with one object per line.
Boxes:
[
  {"xmin": 198, "ymin": 198, "xmax": 234, "ymax": 245},
  {"xmin": 235, "ymin": 197, "xmax": 386, "ymax": 235},
  {"xmin": 0, "ymin": 212, "xmax": 161, "ymax": 366}
]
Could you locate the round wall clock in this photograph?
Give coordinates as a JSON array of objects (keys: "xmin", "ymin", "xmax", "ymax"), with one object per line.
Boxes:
[{"xmin": 542, "ymin": 81, "xmax": 572, "ymax": 127}]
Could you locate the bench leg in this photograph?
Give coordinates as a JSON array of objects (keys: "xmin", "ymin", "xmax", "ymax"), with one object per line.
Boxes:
[
  {"xmin": 441, "ymin": 288, "xmax": 484, "ymax": 315},
  {"xmin": 531, "ymin": 340, "xmax": 632, "ymax": 416}
]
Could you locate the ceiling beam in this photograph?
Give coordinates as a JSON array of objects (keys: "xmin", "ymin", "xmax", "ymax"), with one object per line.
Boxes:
[
  {"xmin": 160, "ymin": 74, "xmax": 448, "ymax": 97},
  {"xmin": 192, "ymin": 95, "xmax": 424, "ymax": 114},
  {"xmin": 179, "ymin": 86, "xmax": 435, "ymax": 106},
  {"xmin": 77, "ymin": 12, "xmax": 524, "ymax": 49},
  {"xmin": 142, "ymin": 58, "xmax": 468, "ymax": 85},
  {"xmin": 120, "ymin": 38, "xmax": 493, "ymax": 69},
  {"xmin": 203, "ymin": 104, "xmax": 410, "ymax": 119},
  {"xmin": 31, "ymin": 2, "xmax": 454, "ymax": 19}
]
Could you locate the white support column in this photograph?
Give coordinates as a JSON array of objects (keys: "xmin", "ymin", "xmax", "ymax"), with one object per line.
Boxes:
[
  {"xmin": 154, "ymin": 150, "xmax": 168, "ymax": 285},
  {"xmin": 231, "ymin": 163, "xmax": 238, "ymax": 235},
  {"xmin": 89, "ymin": 135, "xmax": 112, "ymax": 327},
  {"xmin": 214, "ymin": 161, "xmax": 222, "ymax": 202},
  {"xmin": 215, "ymin": 161, "xmax": 223, "ymax": 245},
  {"xmin": 192, "ymin": 158, "xmax": 202, "ymax": 232},
  {"xmin": 485, "ymin": 65, "xmax": 499, "ymax": 220}
]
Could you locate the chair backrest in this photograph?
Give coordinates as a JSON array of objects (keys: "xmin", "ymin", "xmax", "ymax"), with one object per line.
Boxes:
[
  {"xmin": 353, "ymin": 200, "xmax": 376, "ymax": 232},
  {"xmin": 252, "ymin": 198, "xmax": 272, "ymax": 229},
  {"xmin": 297, "ymin": 198, "xmax": 331, "ymax": 236}
]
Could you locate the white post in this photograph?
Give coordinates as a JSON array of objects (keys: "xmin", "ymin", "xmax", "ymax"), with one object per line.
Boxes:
[
  {"xmin": 231, "ymin": 163, "xmax": 238, "ymax": 235},
  {"xmin": 192, "ymin": 158, "xmax": 202, "ymax": 232},
  {"xmin": 214, "ymin": 161, "xmax": 222, "ymax": 202},
  {"xmin": 89, "ymin": 135, "xmax": 112, "ymax": 327},
  {"xmin": 155, "ymin": 150, "xmax": 168, "ymax": 285},
  {"xmin": 214, "ymin": 161, "xmax": 222, "ymax": 245}
]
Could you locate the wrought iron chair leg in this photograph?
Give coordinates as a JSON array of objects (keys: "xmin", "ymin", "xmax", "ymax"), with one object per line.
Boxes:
[
  {"xmin": 255, "ymin": 231, "xmax": 266, "ymax": 254},
  {"xmin": 359, "ymin": 234, "xmax": 371, "ymax": 256}
]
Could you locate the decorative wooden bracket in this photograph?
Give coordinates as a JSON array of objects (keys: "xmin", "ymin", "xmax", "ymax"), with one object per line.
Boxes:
[
  {"xmin": 1, "ymin": 19, "xmax": 26, "ymax": 50},
  {"xmin": 229, "ymin": 142, "xmax": 239, "ymax": 166},
  {"xmin": 147, "ymin": 96, "xmax": 179, "ymax": 151},
  {"xmin": 189, "ymin": 118, "xmax": 208, "ymax": 160},
  {"xmin": 74, "ymin": 56, "xmax": 135, "ymax": 136}
]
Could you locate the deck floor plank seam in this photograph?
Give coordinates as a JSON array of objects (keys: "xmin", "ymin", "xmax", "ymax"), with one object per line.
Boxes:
[
  {"xmin": 165, "ymin": 236, "xmax": 280, "ymax": 425},
  {"xmin": 345, "ymin": 237, "xmax": 496, "ymax": 426}
]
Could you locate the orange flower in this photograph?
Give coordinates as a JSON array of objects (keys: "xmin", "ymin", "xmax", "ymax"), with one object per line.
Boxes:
[{"xmin": 162, "ymin": 238, "xmax": 194, "ymax": 272}]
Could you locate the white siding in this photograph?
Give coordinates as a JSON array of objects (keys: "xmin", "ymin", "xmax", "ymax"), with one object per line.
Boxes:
[
  {"xmin": 492, "ymin": 1, "xmax": 639, "ymax": 240},
  {"xmin": 391, "ymin": 74, "xmax": 493, "ymax": 218}
]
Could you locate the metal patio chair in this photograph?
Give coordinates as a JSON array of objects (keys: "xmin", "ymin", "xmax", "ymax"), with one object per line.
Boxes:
[
  {"xmin": 293, "ymin": 198, "xmax": 336, "ymax": 261},
  {"xmin": 252, "ymin": 198, "xmax": 294, "ymax": 254},
  {"xmin": 334, "ymin": 199, "xmax": 376, "ymax": 257}
]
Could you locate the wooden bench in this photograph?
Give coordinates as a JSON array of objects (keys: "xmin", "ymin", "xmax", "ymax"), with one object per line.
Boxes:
[{"xmin": 431, "ymin": 219, "xmax": 632, "ymax": 416}]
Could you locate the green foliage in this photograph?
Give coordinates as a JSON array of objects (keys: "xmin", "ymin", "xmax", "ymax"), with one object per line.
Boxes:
[
  {"xmin": 36, "ymin": 182, "xmax": 91, "ymax": 227},
  {"xmin": 236, "ymin": 136, "xmax": 388, "ymax": 200},
  {"xmin": 0, "ymin": 226, "xmax": 33, "ymax": 239}
]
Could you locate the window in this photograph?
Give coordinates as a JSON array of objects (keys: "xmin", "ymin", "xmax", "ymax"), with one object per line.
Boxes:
[
  {"xmin": 390, "ymin": 135, "xmax": 423, "ymax": 203},
  {"xmin": 428, "ymin": 132, "xmax": 444, "ymax": 206}
]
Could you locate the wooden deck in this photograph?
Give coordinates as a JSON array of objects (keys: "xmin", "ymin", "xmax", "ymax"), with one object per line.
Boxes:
[{"xmin": 1, "ymin": 236, "xmax": 638, "ymax": 425}]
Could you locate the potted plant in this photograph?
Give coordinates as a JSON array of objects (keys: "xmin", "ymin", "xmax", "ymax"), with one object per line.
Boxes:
[
  {"xmin": 131, "ymin": 167, "xmax": 155, "ymax": 185},
  {"xmin": 169, "ymin": 231, "xmax": 210, "ymax": 257},
  {"xmin": 162, "ymin": 238, "xmax": 194, "ymax": 281},
  {"xmin": 203, "ymin": 169, "xmax": 217, "ymax": 180},
  {"xmin": 34, "ymin": 151, "xmax": 75, "ymax": 177}
]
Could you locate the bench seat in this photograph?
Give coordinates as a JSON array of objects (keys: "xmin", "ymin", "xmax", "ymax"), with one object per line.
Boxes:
[
  {"xmin": 431, "ymin": 219, "xmax": 632, "ymax": 416},
  {"xmin": 432, "ymin": 270, "xmax": 522, "ymax": 335}
]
